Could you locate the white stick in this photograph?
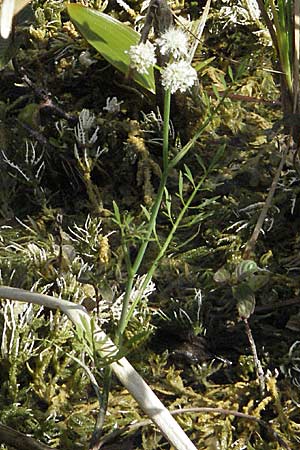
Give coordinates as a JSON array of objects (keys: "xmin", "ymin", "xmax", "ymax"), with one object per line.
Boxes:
[
  {"xmin": 0, "ymin": 0, "xmax": 15, "ymax": 39},
  {"xmin": 0, "ymin": 285, "xmax": 198, "ymax": 450}
]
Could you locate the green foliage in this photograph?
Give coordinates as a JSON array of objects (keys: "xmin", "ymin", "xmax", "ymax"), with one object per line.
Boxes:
[
  {"xmin": 0, "ymin": 298, "xmax": 94, "ymax": 446},
  {"xmin": 233, "ymin": 282, "xmax": 256, "ymax": 319},
  {"xmin": 1, "ymin": 0, "xmax": 300, "ymax": 448},
  {"xmin": 67, "ymin": 4, "xmax": 155, "ymax": 93}
]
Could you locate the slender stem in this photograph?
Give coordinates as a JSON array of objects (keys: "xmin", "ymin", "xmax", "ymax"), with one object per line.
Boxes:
[
  {"xmin": 169, "ymin": 85, "xmax": 234, "ymax": 169},
  {"xmin": 118, "ymin": 86, "xmax": 233, "ymax": 334},
  {"xmin": 125, "ymin": 172, "xmax": 209, "ymax": 328},
  {"xmin": 117, "ymin": 174, "xmax": 170, "ymax": 341},
  {"xmin": 243, "ymin": 141, "xmax": 288, "ymax": 258},
  {"xmin": 244, "ymin": 318, "xmax": 265, "ymax": 396},
  {"xmin": 89, "ymin": 366, "xmax": 112, "ymax": 450},
  {"xmin": 116, "ymin": 90, "xmax": 172, "ymax": 341},
  {"xmin": 163, "ymin": 89, "xmax": 171, "ymax": 170},
  {"xmin": 97, "ymin": 407, "xmax": 291, "ymax": 450}
]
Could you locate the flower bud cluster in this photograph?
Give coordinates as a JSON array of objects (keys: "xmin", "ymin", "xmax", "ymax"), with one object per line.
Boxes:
[{"xmin": 127, "ymin": 27, "xmax": 197, "ymax": 94}]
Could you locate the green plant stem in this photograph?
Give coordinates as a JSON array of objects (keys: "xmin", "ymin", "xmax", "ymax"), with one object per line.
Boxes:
[
  {"xmin": 116, "ymin": 89, "xmax": 172, "ymax": 343},
  {"xmin": 270, "ymin": 0, "xmax": 292, "ymax": 94},
  {"xmin": 117, "ymin": 86, "xmax": 234, "ymax": 337},
  {"xmin": 110, "ymin": 87, "xmax": 170, "ymax": 435},
  {"xmin": 115, "ymin": 168, "xmax": 170, "ymax": 343},
  {"xmin": 163, "ymin": 89, "xmax": 171, "ymax": 170},
  {"xmin": 256, "ymin": 0, "xmax": 293, "ymax": 95},
  {"xmin": 125, "ymin": 171, "xmax": 213, "ymax": 329},
  {"xmin": 89, "ymin": 366, "xmax": 112, "ymax": 449},
  {"xmin": 169, "ymin": 86, "xmax": 234, "ymax": 169}
]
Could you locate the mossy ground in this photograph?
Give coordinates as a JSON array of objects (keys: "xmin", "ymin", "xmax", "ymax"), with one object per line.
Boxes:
[{"xmin": 1, "ymin": 1, "xmax": 300, "ymax": 449}]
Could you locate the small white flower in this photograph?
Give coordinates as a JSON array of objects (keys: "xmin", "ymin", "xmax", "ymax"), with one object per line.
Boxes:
[
  {"xmin": 161, "ymin": 60, "xmax": 197, "ymax": 94},
  {"xmin": 103, "ymin": 97, "xmax": 123, "ymax": 114},
  {"xmin": 157, "ymin": 27, "xmax": 189, "ymax": 60},
  {"xmin": 127, "ymin": 41, "xmax": 156, "ymax": 74}
]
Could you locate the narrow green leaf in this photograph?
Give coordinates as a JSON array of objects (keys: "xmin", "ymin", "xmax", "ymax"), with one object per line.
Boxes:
[
  {"xmin": 164, "ymin": 187, "xmax": 172, "ymax": 218},
  {"xmin": 194, "ymin": 56, "xmax": 215, "ymax": 72},
  {"xmin": 112, "ymin": 200, "xmax": 121, "ymax": 223},
  {"xmin": 184, "ymin": 164, "xmax": 195, "ymax": 187},
  {"xmin": 208, "ymin": 144, "xmax": 226, "ymax": 171},
  {"xmin": 178, "ymin": 170, "xmax": 183, "ymax": 199},
  {"xmin": 195, "ymin": 154, "xmax": 207, "ymax": 173},
  {"xmin": 212, "ymin": 84, "xmax": 221, "ymax": 100},
  {"xmin": 140, "ymin": 204, "xmax": 150, "ymax": 221},
  {"xmin": 67, "ymin": 4, "xmax": 155, "ymax": 93}
]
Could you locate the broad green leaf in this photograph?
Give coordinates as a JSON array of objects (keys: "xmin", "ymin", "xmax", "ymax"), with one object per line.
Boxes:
[
  {"xmin": 247, "ymin": 273, "xmax": 270, "ymax": 292},
  {"xmin": 233, "ymin": 283, "xmax": 255, "ymax": 319},
  {"xmin": 235, "ymin": 260, "xmax": 258, "ymax": 281},
  {"xmin": 67, "ymin": 4, "xmax": 155, "ymax": 93},
  {"xmin": 213, "ymin": 266, "xmax": 231, "ymax": 284}
]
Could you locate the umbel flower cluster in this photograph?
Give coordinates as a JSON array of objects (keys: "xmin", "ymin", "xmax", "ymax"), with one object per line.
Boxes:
[{"xmin": 127, "ymin": 27, "xmax": 197, "ymax": 94}]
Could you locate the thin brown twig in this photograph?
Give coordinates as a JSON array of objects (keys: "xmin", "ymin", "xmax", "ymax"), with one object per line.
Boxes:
[
  {"xmin": 244, "ymin": 318, "xmax": 265, "ymax": 396},
  {"xmin": 206, "ymin": 89, "xmax": 281, "ymax": 106},
  {"xmin": 0, "ymin": 422, "xmax": 55, "ymax": 450},
  {"xmin": 95, "ymin": 406, "xmax": 291, "ymax": 450},
  {"xmin": 243, "ymin": 140, "xmax": 289, "ymax": 259}
]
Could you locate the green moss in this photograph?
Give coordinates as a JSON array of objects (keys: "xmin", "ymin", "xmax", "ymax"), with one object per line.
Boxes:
[{"xmin": 1, "ymin": 0, "xmax": 300, "ymax": 448}]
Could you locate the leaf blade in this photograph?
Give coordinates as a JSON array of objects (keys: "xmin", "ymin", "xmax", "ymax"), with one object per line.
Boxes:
[{"xmin": 67, "ymin": 4, "xmax": 155, "ymax": 93}]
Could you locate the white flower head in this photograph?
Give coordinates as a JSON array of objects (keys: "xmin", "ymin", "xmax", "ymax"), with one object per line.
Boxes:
[
  {"xmin": 157, "ymin": 27, "xmax": 189, "ymax": 60},
  {"xmin": 127, "ymin": 41, "xmax": 156, "ymax": 74},
  {"xmin": 161, "ymin": 60, "xmax": 197, "ymax": 94}
]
